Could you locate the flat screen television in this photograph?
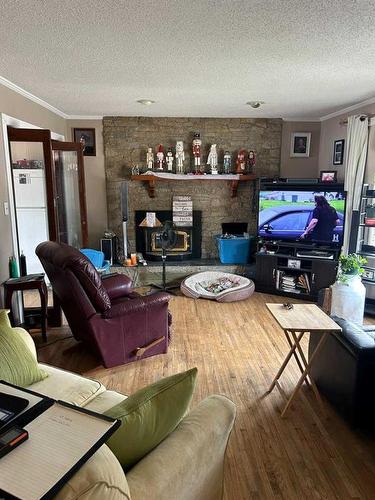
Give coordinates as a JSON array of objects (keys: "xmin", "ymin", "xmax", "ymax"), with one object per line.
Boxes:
[{"xmin": 258, "ymin": 186, "xmax": 346, "ymax": 247}]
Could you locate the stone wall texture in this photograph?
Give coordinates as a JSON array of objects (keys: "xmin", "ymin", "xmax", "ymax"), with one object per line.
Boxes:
[{"xmin": 103, "ymin": 117, "xmax": 282, "ymax": 259}]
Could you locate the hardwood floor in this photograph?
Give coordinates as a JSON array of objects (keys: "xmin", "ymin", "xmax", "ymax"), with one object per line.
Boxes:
[{"xmin": 36, "ymin": 292, "xmax": 375, "ymax": 500}]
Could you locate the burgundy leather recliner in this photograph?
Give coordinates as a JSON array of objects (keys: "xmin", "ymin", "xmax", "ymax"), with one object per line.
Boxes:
[{"xmin": 36, "ymin": 241, "xmax": 172, "ymax": 368}]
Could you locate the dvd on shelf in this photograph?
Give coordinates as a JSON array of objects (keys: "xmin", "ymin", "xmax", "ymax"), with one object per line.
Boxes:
[{"xmin": 276, "ymin": 270, "xmax": 311, "ymax": 294}]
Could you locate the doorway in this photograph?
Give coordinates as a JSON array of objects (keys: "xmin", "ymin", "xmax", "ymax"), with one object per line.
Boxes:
[
  {"xmin": 3, "ymin": 117, "xmax": 87, "ymax": 328},
  {"xmin": 8, "ymin": 133, "xmax": 52, "ymax": 277}
]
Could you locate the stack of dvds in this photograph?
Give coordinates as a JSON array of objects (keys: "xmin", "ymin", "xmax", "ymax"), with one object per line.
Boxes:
[
  {"xmin": 280, "ymin": 273, "xmax": 299, "ymax": 293},
  {"xmin": 276, "ymin": 270, "xmax": 311, "ymax": 294}
]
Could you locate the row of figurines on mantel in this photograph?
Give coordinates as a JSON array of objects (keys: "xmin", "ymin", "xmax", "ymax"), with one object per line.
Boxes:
[{"xmin": 131, "ymin": 134, "xmax": 256, "ymax": 176}]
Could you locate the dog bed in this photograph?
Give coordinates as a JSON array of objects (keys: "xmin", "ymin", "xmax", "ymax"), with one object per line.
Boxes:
[{"xmin": 181, "ymin": 271, "xmax": 255, "ymax": 302}]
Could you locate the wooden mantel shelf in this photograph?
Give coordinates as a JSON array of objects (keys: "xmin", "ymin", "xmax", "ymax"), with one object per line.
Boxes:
[{"xmin": 130, "ymin": 173, "xmax": 257, "ymax": 198}]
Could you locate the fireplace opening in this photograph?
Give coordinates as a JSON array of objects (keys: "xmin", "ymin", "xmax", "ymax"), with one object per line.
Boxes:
[{"xmin": 135, "ymin": 211, "xmax": 202, "ymax": 261}]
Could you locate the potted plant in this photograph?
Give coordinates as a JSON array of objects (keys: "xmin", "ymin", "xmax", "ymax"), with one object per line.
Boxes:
[
  {"xmin": 337, "ymin": 253, "xmax": 367, "ymax": 283},
  {"xmin": 331, "ymin": 253, "xmax": 367, "ymax": 325}
]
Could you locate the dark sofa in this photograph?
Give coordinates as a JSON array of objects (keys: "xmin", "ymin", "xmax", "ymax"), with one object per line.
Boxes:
[{"xmin": 308, "ymin": 316, "xmax": 375, "ymax": 428}]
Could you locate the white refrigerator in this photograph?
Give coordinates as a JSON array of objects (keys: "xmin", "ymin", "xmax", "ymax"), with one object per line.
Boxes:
[{"xmin": 13, "ymin": 168, "xmax": 49, "ymax": 276}]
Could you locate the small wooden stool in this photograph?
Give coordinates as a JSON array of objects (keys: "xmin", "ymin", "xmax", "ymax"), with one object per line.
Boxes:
[{"xmin": 3, "ymin": 273, "xmax": 48, "ymax": 342}]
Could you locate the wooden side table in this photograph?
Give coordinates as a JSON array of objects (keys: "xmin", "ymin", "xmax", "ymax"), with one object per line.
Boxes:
[
  {"xmin": 266, "ymin": 303, "xmax": 341, "ymax": 417},
  {"xmin": 3, "ymin": 274, "xmax": 48, "ymax": 342}
]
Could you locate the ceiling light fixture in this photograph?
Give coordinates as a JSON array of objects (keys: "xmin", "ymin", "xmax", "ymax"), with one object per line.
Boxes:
[
  {"xmin": 137, "ymin": 99, "xmax": 155, "ymax": 106},
  {"xmin": 246, "ymin": 101, "xmax": 264, "ymax": 109}
]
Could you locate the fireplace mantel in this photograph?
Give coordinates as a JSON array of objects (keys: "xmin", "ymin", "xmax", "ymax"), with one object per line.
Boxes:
[{"xmin": 130, "ymin": 172, "xmax": 256, "ymax": 198}]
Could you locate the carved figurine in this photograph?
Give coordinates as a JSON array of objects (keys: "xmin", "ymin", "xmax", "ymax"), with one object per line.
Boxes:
[
  {"xmin": 247, "ymin": 150, "xmax": 256, "ymax": 173},
  {"xmin": 192, "ymin": 132, "xmax": 202, "ymax": 174},
  {"xmin": 156, "ymin": 144, "xmax": 165, "ymax": 171},
  {"xmin": 131, "ymin": 164, "xmax": 140, "ymax": 175},
  {"xmin": 207, "ymin": 144, "xmax": 218, "ymax": 175},
  {"xmin": 236, "ymin": 149, "xmax": 247, "ymax": 174},
  {"xmin": 175, "ymin": 141, "xmax": 185, "ymax": 174},
  {"xmin": 146, "ymin": 147, "xmax": 154, "ymax": 171},
  {"xmin": 166, "ymin": 147, "xmax": 174, "ymax": 172},
  {"xmin": 223, "ymin": 151, "xmax": 232, "ymax": 174}
]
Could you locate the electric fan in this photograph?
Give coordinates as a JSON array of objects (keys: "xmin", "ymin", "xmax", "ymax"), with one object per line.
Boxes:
[{"xmin": 151, "ymin": 221, "xmax": 180, "ymax": 293}]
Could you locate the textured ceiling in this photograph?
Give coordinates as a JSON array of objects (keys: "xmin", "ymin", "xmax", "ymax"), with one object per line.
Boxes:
[{"xmin": 1, "ymin": 0, "xmax": 375, "ymax": 119}]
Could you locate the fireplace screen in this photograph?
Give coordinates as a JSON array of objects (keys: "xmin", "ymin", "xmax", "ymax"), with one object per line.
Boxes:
[
  {"xmin": 135, "ymin": 210, "xmax": 202, "ymax": 261},
  {"xmin": 151, "ymin": 230, "xmax": 190, "ymax": 252}
]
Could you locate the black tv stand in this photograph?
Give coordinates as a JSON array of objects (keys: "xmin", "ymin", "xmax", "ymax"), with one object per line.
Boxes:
[{"xmin": 255, "ymin": 240, "xmax": 339, "ymax": 300}]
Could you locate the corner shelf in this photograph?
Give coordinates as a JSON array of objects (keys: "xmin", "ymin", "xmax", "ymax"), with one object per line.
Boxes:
[{"xmin": 130, "ymin": 173, "xmax": 257, "ymax": 198}]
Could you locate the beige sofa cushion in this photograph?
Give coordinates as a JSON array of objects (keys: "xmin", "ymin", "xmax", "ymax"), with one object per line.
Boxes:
[
  {"xmin": 28, "ymin": 364, "xmax": 105, "ymax": 407},
  {"xmin": 127, "ymin": 395, "xmax": 236, "ymax": 500},
  {"xmin": 85, "ymin": 390, "xmax": 127, "ymax": 413},
  {"xmin": 18, "ymin": 330, "xmax": 105, "ymax": 408},
  {"xmin": 54, "ymin": 444, "xmax": 131, "ymax": 500}
]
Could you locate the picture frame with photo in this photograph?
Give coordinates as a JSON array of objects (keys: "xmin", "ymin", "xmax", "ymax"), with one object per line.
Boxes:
[
  {"xmin": 363, "ymin": 268, "xmax": 375, "ymax": 282},
  {"xmin": 333, "ymin": 139, "xmax": 345, "ymax": 165},
  {"xmin": 73, "ymin": 128, "xmax": 96, "ymax": 156},
  {"xmin": 320, "ymin": 170, "xmax": 337, "ymax": 183},
  {"xmin": 290, "ymin": 132, "xmax": 311, "ymax": 158}
]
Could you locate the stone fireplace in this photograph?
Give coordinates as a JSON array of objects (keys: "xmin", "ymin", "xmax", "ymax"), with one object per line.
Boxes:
[{"xmin": 103, "ymin": 117, "xmax": 282, "ymax": 259}]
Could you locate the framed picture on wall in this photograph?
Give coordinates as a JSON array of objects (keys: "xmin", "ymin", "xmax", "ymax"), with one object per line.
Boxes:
[
  {"xmin": 320, "ymin": 170, "xmax": 337, "ymax": 183},
  {"xmin": 363, "ymin": 268, "xmax": 375, "ymax": 281},
  {"xmin": 290, "ymin": 132, "xmax": 311, "ymax": 158},
  {"xmin": 333, "ymin": 139, "xmax": 345, "ymax": 165},
  {"xmin": 73, "ymin": 128, "xmax": 96, "ymax": 156}
]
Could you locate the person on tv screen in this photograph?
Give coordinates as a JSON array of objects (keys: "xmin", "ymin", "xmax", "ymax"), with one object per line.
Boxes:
[{"xmin": 300, "ymin": 195, "xmax": 340, "ymax": 242}]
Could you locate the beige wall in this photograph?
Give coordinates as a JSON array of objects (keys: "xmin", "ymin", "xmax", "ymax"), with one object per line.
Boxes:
[
  {"xmin": 280, "ymin": 121, "xmax": 321, "ymax": 179},
  {"xmin": 319, "ymin": 103, "xmax": 375, "ymax": 183},
  {"xmin": 66, "ymin": 119, "xmax": 107, "ymax": 248},
  {"xmin": 0, "ymin": 83, "xmax": 67, "ymax": 303}
]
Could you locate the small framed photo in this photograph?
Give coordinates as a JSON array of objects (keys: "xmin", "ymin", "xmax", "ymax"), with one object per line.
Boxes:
[
  {"xmin": 333, "ymin": 139, "xmax": 345, "ymax": 165},
  {"xmin": 320, "ymin": 170, "xmax": 337, "ymax": 183},
  {"xmin": 363, "ymin": 268, "xmax": 375, "ymax": 281},
  {"xmin": 73, "ymin": 128, "xmax": 96, "ymax": 156},
  {"xmin": 288, "ymin": 258, "xmax": 301, "ymax": 269},
  {"xmin": 290, "ymin": 132, "xmax": 311, "ymax": 157}
]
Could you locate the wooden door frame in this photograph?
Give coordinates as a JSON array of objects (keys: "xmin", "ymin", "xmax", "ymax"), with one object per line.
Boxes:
[
  {"xmin": 6, "ymin": 125, "xmax": 63, "ymax": 327},
  {"xmin": 51, "ymin": 140, "xmax": 88, "ymax": 247}
]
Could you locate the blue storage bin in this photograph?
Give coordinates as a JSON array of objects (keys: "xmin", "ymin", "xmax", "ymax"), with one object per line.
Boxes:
[{"xmin": 215, "ymin": 235, "xmax": 252, "ymax": 264}]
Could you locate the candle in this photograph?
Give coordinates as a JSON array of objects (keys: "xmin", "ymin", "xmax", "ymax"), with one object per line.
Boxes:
[{"xmin": 130, "ymin": 253, "xmax": 137, "ymax": 266}]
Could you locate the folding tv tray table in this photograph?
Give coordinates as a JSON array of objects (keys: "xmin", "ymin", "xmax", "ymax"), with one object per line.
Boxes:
[{"xmin": 266, "ymin": 303, "xmax": 341, "ymax": 417}]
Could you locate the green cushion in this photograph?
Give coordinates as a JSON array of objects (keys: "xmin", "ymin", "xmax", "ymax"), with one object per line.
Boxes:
[
  {"xmin": 104, "ymin": 367, "xmax": 197, "ymax": 470},
  {"xmin": 0, "ymin": 309, "xmax": 47, "ymax": 387}
]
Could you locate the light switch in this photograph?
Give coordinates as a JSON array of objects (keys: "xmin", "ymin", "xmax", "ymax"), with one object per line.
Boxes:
[{"xmin": 3, "ymin": 202, "xmax": 9, "ymax": 216}]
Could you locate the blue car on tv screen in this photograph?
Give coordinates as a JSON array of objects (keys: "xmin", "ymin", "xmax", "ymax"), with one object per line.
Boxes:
[{"xmin": 258, "ymin": 205, "xmax": 344, "ymax": 243}]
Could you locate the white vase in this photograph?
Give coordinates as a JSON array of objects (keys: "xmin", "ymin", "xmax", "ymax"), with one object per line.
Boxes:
[{"xmin": 330, "ymin": 275, "xmax": 366, "ymax": 325}]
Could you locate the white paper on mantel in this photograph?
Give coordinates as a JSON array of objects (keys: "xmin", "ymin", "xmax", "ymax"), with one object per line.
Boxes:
[{"xmin": 0, "ymin": 403, "xmax": 115, "ymax": 500}]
